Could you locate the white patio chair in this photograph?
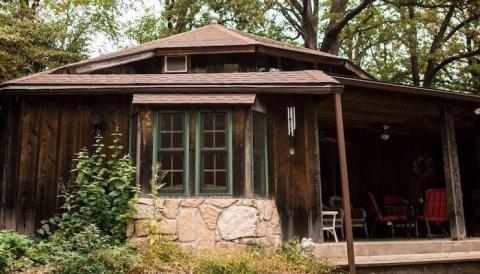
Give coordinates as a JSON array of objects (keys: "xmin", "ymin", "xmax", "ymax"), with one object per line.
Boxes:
[{"xmin": 322, "ymin": 210, "xmax": 339, "ymax": 242}]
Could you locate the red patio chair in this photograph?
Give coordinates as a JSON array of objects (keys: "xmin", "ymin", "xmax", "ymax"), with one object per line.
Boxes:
[
  {"xmin": 416, "ymin": 189, "xmax": 449, "ymax": 237},
  {"xmin": 367, "ymin": 192, "xmax": 408, "ymax": 237}
]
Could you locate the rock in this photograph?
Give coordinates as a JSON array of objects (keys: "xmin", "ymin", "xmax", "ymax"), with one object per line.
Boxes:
[
  {"xmin": 158, "ymin": 219, "xmax": 177, "ymax": 235},
  {"xmin": 239, "ymin": 237, "xmax": 269, "ymax": 246},
  {"xmin": 181, "ymin": 198, "xmax": 204, "ymax": 208},
  {"xmin": 135, "ymin": 219, "xmax": 151, "ymax": 237},
  {"xmin": 195, "ymin": 211, "xmax": 215, "ymax": 249},
  {"xmin": 256, "ymin": 200, "xmax": 274, "ymax": 221},
  {"xmin": 128, "ymin": 237, "xmax": 149, "ymax": 247},
  {"xmin": 256, "ymin": 220, "xmax": 267, "ymax": 237},
  {"xmin": 271, "ymin": 235, "xmax": 283, "ymax": 248},
  {"xmin": 178, "ymin": 208, "xmax": 195, "ymax": 242},
  {"xmin": 217, "ymin": 206, "xmax": 259, "ymax": 240},
  {"xmin": 137, "ymin": 198, "xmax": 154, "ymax": 205},
  {"xmin": 163, "ymin": 199, "xmax": 181, "ymax": 219},
  {"xmin": 267, "ymin": 208, "xmax": 282, "ymax": 235},
  {"xmin": 199, "ymin": 204, "xmax": 222, "ymax": 229},
  {"xmin": 209, "ymin": 199, "xmax": 238, "ymax": 208},
  {"xmin": 134, "ymin": 203, "xmax": 153, "ymax": 219},
  {"xmin": 242, "ymin": 199, "xmax": 255, "ymax": 206},
  {"xmin": 126, "ymin": 222, "xmax": 134, "ymax": 238}
]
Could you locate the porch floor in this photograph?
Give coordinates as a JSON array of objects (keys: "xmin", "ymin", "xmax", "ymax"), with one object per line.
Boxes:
[{"xmin": 314, "ymin": 238, "xmax": 480, "ymax": 267}]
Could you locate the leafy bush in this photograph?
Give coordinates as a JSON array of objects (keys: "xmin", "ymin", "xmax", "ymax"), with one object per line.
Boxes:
[
  {"xmin": 46, "ymin": 225, "xmax": 139, "ymax": 274},
  {"xmin": 38, "ymin": 129, "xmax": 138, "ymax": 242},
  {"xmin": 0, "ymin": 230, "xmax": 35, "ymax": 272}
]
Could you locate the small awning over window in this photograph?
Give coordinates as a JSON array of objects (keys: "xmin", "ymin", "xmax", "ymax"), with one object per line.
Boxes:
[{"xmin": 132, "ymin": 93, "xmax": 256, "ymax": 105}]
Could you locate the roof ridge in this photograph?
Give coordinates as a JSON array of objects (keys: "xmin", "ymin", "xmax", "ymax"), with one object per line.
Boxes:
[
  {"xmin": 211, "ymin": 24, "xmax": 258, "ymax": 44},
  {"xmin": 304, "ymin": 70, "xmax": 339, "ymax": 84},
  {"xmin": 53, "ymin": 25, "xmax": 214, "ymax": 72}
]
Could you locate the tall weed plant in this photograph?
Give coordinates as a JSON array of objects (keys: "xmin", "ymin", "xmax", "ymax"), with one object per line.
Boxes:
[{"xmin": 38, "ymin": 128, "xmax": 139, "ymax": 242}]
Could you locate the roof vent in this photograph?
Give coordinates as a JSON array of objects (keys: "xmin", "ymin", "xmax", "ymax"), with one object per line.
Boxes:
[{"xmin": 209, "ymin": 12, "xmax": 220, "ymax": 24}]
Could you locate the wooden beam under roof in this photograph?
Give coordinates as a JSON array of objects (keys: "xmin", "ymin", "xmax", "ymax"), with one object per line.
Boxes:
[{"xmin": 74, "ymin": 52, "xmax": 156, "ymax": 74}]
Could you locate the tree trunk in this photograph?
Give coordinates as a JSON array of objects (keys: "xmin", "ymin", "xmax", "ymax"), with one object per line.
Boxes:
[{"xmin": 321, "ymin": 0, "xmax": 347, "ymax": 55}]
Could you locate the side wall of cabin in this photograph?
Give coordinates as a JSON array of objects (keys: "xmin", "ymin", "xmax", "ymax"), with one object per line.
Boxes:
[{"xmin": 0, "ymin": 95, "xmax": 131, "ymax": 235}]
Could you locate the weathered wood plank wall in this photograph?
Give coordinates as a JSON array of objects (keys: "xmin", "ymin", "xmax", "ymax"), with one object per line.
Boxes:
[
  {"xmin": 0, "ymin": 95, "xmax": 130, "ymax": 235},
  {"xmin": 265, "ymin": 95, "xmax": 322, "ymax": 242}
]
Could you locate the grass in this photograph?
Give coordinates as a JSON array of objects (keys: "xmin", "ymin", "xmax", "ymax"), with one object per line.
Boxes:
[{"xmin": 134, "ymin": 237, "xmax": 344, "ymax": 274}]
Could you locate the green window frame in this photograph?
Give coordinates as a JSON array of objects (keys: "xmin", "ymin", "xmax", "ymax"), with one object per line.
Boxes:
[
  {"xmin": 195, "ymin": 110, "xmax": 233, "ymax": 195},
  {"xmin": 252, "ymin": 111, "xmax": 268, "ymax": 196},
  {"xmin": 152, "ymin": 111, "xmax": 189, "ymax": 195}
]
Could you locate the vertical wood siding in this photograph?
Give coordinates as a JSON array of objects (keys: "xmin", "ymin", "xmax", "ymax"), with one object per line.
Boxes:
[
  {"xmin": 264, "ymin": 95, "xmax": 322, "ymax": 241},
  {"xmin": 0, "ymin": 95, "xmax": 130, "ymax": 235}
]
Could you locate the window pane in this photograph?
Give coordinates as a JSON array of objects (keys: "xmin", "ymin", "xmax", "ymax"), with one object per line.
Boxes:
[
  {"xmin": 172, "ymin": 151, "xmax": 183, "ymax": 170},
  {"xmin": 216, "ymin": 152, "xmax": 226, "ymax": 170},
  {"xmin": 172, "ymin": 114, "xmax": 183, "ymax": 130},
  {"xmin": 157, "ymin": 112, "xmax": 186, "ymax": 193},
  {"xmin": 215, "ymin": 171, "xmax": 227, "ymax": 188},
  {"xmin": 172, "ymin": 172, "xmax": 183, "ymax": 189},
  {"xmin": 215, "ymin": 113, "xmax": 226, "ymax": 130},
  {"xmin": 160, "ymin": 115, "xmax": 171, "ymax": 131},
  {"xmin": 203, "ymin": 151, "xmax": 214, "ymax": 170},
  {"xmin": 203, "ymin": 113, "xmax": 214, "ymax": 130},
  {"xmin": 203, "ymin": 171, "xmax": 214, "ymax": 188},
  {"xmin": 203, "ymin": 132, "xmax": 214, "ymax": 148},
  {"xmin": 172, "ymin": 133, "xmax": 183, "ymax": 148},
  {"xmin": 160, "ymin": 133, "xmax": 171, "ymax": 148},
  {"xmin": 215, "ymin": 132, "xmax": 225, "ymax": 148},
  {"xmin": 253, "ymin": 154, "xmax": 264, "ymax": 194},
  {"xmin": 200, "ymin": 111, "xmax": 229, "ymax": 193}
]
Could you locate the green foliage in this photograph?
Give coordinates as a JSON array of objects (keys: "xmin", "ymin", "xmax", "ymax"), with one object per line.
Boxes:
[
  {"xmin": 275, "ymin": 236, "xmax": 301, "ymax": 262},
  {"xmin": 38, "ymin": 128, "xmax": 139, "ymax": 242},
  {"xmin": 46, "ymin": 225, "xmax": 139, "ymax": 274},
  {"xmin": 0, "ymin": 0, "xmax": 127, "ymax": 82},
  {"xmin": 126, "ymin": 0, "xmax": 285, "ymax": 44},
  {"xmin": 0, "ymin": 230, "xmax": 35, "ymax": 272}
]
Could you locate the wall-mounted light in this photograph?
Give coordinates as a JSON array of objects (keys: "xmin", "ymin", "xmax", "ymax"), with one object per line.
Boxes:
[
  {"xmin": 380, "ymin": 125, "xmax": 390, "ymax": 141},
  {"xmin": 474, "ymin": 108, "xmax": 480, "ymax": 115}
]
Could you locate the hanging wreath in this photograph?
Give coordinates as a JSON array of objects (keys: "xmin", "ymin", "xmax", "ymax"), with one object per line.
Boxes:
[{"xmin": 413, "ymin": 154, "xmax": 434, "ymax": 180}]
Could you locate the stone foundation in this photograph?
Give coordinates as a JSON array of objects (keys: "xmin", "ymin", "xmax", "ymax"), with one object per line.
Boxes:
[{"xmin": 129, "ymin": 198, "xmax": 282, "ymax": 251}]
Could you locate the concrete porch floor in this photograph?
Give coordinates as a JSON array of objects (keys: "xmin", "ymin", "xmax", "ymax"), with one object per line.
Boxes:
[{"xmin": 314, "ymin": 238, "xmax": 480, "ymax": 272}]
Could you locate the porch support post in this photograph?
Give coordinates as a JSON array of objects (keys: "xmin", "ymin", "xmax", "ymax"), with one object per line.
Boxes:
[
  {"xmin": 334, "ymin": 93, "xmax": 356, "ymax": 274},
  {"xmin": 440, "ymin": 106, "xmax": 466, "ymax": 240}
]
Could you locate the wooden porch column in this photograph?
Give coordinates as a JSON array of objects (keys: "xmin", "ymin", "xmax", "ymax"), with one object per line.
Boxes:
[
  {"xmin": 440, "ymin": 107, "xmax": 466, "ymax": 240},
  {"xmin": 334, "ymin": 93, "xmax": 356, "ymax": 274}
]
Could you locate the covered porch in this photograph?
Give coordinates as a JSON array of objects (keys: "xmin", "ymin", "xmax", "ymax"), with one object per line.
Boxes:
[{"xmin": 314, "ymin": 77, "xmax": 480, "ymax": 272}]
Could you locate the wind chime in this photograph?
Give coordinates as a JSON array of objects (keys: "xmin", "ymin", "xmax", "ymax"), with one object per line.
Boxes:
[{"xmin": 287, "ymin": 106, "xmax": 296, "ymax": 156}]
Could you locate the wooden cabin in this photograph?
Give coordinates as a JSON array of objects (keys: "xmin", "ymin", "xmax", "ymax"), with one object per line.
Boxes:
[{"xmin": 1, "ymin": 21, "xmax": 479, "ymax": 254}]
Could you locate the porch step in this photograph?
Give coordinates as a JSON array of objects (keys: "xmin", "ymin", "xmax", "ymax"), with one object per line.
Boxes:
[
  {"xmin": 314, "ymin": 239, "xmax": 480, "ymax": 258},
  {"xmin": 313, "ymin": 239, "xmax": 480, "ymax": 268},
  {"xmin": 330, "ymin": 251, "xmax": 480, "ymax": 267}
]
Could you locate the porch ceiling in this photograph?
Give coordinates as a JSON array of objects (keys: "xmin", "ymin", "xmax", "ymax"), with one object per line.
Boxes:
[{"xmin": 317, "ymin": 87, "xmax": 478, "ymax": 139}]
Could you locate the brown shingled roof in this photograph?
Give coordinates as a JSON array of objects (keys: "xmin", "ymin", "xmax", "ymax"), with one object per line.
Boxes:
[
  {"xmin": 4, "ymin": 70, "xmax": 339, "ymax": 86},
  {"xmin": 132, "ymin": 93, "xmax": 256, "ymax": 105},
  {"xmin": 51, "ymin": 24, "xmax": 350, "ymax": 74}
]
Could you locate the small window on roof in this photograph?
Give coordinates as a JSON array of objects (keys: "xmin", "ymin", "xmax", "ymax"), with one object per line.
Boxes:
[{"xmin": 164, "ymin": 56, "xmax": 188, "ymax": 73}]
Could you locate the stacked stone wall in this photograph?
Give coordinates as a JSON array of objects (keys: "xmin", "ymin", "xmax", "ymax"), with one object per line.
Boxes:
[{"xmin": 128, "ymin": 198, "xmax": 282, "ymax": 251}]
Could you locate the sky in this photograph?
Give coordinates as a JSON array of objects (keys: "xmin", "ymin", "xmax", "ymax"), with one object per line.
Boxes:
[{"xmin": 89, "ymin": 0, "xmax": 162, "ymax": 57}]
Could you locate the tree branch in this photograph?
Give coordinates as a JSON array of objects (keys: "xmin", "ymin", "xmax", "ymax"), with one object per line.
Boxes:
[
  {"xmin": 327, "ymin": 0, "xmax": 374, "ymax": 39},
  {"xmin": 432, "ymin": 49, "xmax": 480, "ymax": 77}
]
